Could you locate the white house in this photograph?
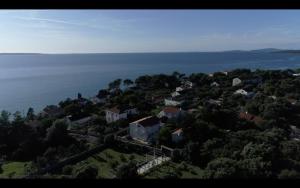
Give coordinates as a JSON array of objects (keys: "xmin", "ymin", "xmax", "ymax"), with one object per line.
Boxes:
[
  {"xmin": 232, "ymin": 78, "xmax": 242, "ymax": 86},
  {"xmin": 207, "ymin": 99, "xmax": 222, "ymax": 106},
  {"xmin": 171, "ymin": 91, "xmax": 181, "ymax": 98},
  {"xmin": 182, "ymin": 80, "xmax": 193, "ymax": 88},
  {"xmin": 293, "ymin": 73, "xmax": 300, "ymax": 77},
  {"xmin": 90, "ymin": 96, "xmax": 106, "ymax": 105},
  {"xmin": 164, "ymin": 98, "xmax": 183, "ymax": 106},
  {"xmin": 129, "ymin": 116, "xmax": 162, "ymax": 143},
  {"xmin": 157, "ymin": 106, "xmax": 183, "ymax": 119},
  {"xmin": 210, "ymin": 82, "xmax": 220, "ymax": 87},
  {"xmin": 222, "ymin": 71, "xmax": 228, "ymax": 76},
  {"xmin": 176, "ymin": 87, "xmax": 184, "ymax": 92},
  {"xmin": 234, "ymin": 89, "xmax": 248, "ymax": 95},
  {"xmin": 171, "ymin": 128, "xmax": 184, "ymax": 143},
  {"xmin": 234, "ymin": 89, "xmax": 255, "ymax": 98},
  {"xmin": 105, "ymin": 106, "xmax": 138, "ymax": 123},
  {"xmin": 290, "ymin": 125, "xmax": 300, "ymax": 140}
]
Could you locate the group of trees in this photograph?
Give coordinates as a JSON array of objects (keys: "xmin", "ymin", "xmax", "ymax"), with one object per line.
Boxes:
[{"xmin": 2, "ymin": 68, "xmax": 300, "ymax": 178}]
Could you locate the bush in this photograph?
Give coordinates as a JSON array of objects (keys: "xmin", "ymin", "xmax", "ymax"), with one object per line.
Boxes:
[
  {"xmin": 109, "ymin": 160, "xmax": 119, "ymax": 169},
  {"xmin": 74, "ymin": 165, "xmax": 98, "ymax": 179},
  {"xmin": 278, "ymin": 169, "xmax": 300, "ymax": 179},
  {"xmin": 0, "ymin": 163, "xmax": 3, "ymax": 174},
  {"xmin": 62, "ymin": 165, "xmax": 73, "ymax": 175},
  {"xmin": 120, "ymin": 154, "xmax": 127, "ymax": 162},
  {"xmin": 115, "ymin": 161, "xmax": 138, "ymax": 179},
  {"xmin": 129, "ymin": 155, "xmax": 135, "ymax": 161}
]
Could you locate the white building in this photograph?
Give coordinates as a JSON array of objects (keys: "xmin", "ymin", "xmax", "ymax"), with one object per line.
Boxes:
[
  {"xmin": 164, "ymin": 98, "xmax": 182, "ymax": 106},
  {"xmin": 90, "ymin": 96, "xmax": 106, "ymax": 105},
  {"xmin": 105, "ymin": 106, "xmax": 138, "ymax": 123},
  {"xmin": 293, "ymin": 73, "xmax": 300, "ymax": 77},
  {"xmin": 176, "ymin": 87, "xmax": 184, "ymax": 92},
  {"xmin": 234, "ymin": 89, "xmax": 248, "ymax": 95},
  {"xmin": 290, "ymin": 125, "xmax": 300, "ymax": 140},
  {"xmin": 234, "ymin": 89, "xmax": 255, "ymax": 98},
  {"xmin": 157, "ymin": 106, "xmax": 183, "ymax": 119},
  {"xmin": 129, "ymin": 116, "xmax": 162, "ymax": 143},
  {"xmin": 207, "ymin": 99, "xmax": 222, "ymax": 106},
  {"xmin": 182, "ymin": 80, "xmax": 193, "ymax": 88},
  {"xmin": 232, "ymin": 78, "xmax": 242, "ymax": 86},
  {"xmin": 171, "ymin": 91, "xmax": 181, "ymax": 98},
  {"xmin": 171, "ymin": 128, "xmax": 184, "ymax": 143},
  {"xmin": 210, "ymin": 82, "xmax": 220, "ymax": 87}
]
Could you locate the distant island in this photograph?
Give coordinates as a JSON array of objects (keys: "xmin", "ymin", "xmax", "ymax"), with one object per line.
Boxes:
[
  {"xmin": 0, "ymin": 48, "xmax": 296, "ymax": 55},
  {"xmin": 1, "ymin": 67, "xmax": 300, "ymax": 179}
]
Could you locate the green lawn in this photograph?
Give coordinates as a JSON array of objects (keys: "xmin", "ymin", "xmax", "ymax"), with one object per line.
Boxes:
[
  {"xmin": 144, "ymin": 161, "xmax": 204, "ymax": 179},
  {"xmin": 0, "ymin": 161, "xmax": 31, "ymax": 179},
  {"xmin": 67, "ymin": 148, "xmax": 146, "ymax": 178}
]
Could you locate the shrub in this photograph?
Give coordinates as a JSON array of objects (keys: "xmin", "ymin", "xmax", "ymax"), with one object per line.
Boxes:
[
  {"xmin": 62, "ymin": 165, "xmax": 73, "ymax": 175},
  {"xmin": 74, "ymin": 165, "xmax": 98, "ymax": 179},
  {"xmin": 120, "ymin": 154, "xmax": 127, "ymax": 162}
]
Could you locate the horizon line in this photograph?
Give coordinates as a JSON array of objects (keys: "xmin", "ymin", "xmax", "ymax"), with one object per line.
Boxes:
[{"xmin": 0, "ymin": 48, "xmax": 293, "ymax": 55}]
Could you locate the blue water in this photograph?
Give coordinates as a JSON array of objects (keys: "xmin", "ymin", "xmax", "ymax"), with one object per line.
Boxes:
[{"xmin": 0, "ymin": 52, "xmax": 300, "ymax": 113}]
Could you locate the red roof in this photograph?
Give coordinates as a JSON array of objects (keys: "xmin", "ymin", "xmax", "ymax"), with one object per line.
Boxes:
[
  {"xmin": 163, "ymin": 106, "xmax": 180, "ymax": 113},
  {"xmin": 239, "ymin": 112, "xmax": 264, "ymax": 125},
  {"xmin": 172, "ymin": 128, "xmax": 183, "ymax": 135},
  {"xmin": 131, "ymin": 116, "xmax": 160, "ymax": 127},
  {"xmin": 107, "ymin": 106, "xmax": 120, "ymax": 114}
]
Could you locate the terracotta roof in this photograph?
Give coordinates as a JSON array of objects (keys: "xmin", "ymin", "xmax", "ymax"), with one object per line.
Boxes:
[
  {"xmin": 253, "ymin": 116, "xmax": 264, "ymax": 125},
  {"xmin": 131, "ymin": 116, "xmax": 160, "ymax": 127},
  {"xmin": 172, "ymin": 128, "xmax": 183, "ymax": 135},
  {"xmin": 107, "ymin": 106, "xmax": 121, "ymax": 114},
  {"xmin": 287, "ymin": 98, "xmax": 298, "ymax": 104},
  {"xmin": 239, "ymin": 112, "xmax": 254, "ymax": 121},
  {"xmin": 239, "ymin": 112, "xmax": 264, "ymax": 125},
  {"xmin": 163, "ymin": 106, "xmax": 180, "ymax": 113}
]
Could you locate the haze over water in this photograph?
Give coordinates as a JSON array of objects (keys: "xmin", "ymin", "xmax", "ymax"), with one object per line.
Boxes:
[{"xmin": 0, "ymin": 51, "xmax": 300, "ymax": 113}]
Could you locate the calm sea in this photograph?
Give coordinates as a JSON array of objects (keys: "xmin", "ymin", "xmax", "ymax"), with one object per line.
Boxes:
[{"xmin": 0, "ymin": 52, "xmax": 300, "ymax": 113}]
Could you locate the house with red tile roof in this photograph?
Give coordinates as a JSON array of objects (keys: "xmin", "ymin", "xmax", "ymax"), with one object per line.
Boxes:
[
  {"xmin": 129, "ymin": 116, "xmax": 162, "ymax": 143},
  {"xmin": 157, "ymin": 106, "xmax": 183, "ymax": 119},
  {"xmin": 171, "ymin": 128, "xmax": 184, "ymax": 143},
  {"xmin": 105, "ymin": 105, "xmax": 138, "ymax": 123},
  {"xmin": 239, "ymin": 111, "xmax": 264, "ymax": 125}
]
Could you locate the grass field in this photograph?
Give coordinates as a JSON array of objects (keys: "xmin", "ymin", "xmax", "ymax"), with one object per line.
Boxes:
[
  {"xmin": 0, "ymin": 161, "xmax": 31, "ymax": 179},
  {"xmin": 69, "ymin": 148, "xmax": 146, "ymax": 178},
  {"xmin": 145, "ymin": 161, "xmax": 204, "ymax": 179}
]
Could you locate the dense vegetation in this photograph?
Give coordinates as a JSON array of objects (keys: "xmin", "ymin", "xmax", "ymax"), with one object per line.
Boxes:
[{"xmin": 1, "ymin": 68, "xmax": 300, "ymax": 178}]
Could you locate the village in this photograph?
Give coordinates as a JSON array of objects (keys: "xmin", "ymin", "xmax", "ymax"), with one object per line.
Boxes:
[{"xmin": 1, "ymin": 68, "xmax": 300, "ymax": 179}]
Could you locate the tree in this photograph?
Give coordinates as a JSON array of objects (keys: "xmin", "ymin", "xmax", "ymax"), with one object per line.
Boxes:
[
  {"xmin": 278, "ymin": 169, "xmax": 300, "ymax": 179},
  {"xmin": 237, "ymin": 157, "xmax": 273, "ymax": 178},
  {"xmin": 97, "ymin": 89, "xmax": 109, "ymax": 98},
  {"xmin": 109, "ymin": 79, "xmax": 122, "ymax": 90},
  {"xmin": 203, "ymin": 158, "xmax": 238, "ymax": 179},
  {"xmin": 158, "ymin": 126, "xmax": 172, "ymax": 146},
  {"xmin": 45, "ymin": 119, "xmax": 70, "ymax": 146},
  {"xmin": 77, "ymin": 93, "xmax": 82, "ymax": 99},
  {"xmin": 62, "ymin": 165, "xmax": 73, "ymax": 175},
  {"xmin": 74, "ymin": 165, "xmax": 98, "ymax": 179},
  {"xmin": 115, "ymin": 161, "xmax": 138, "ymax": 179},
  {"xmin": 123, "ymin": 79, "xmax": 134, "ymax": 88},
  {"xmin": 0, "ymin": 110, "xmax": 10, "ymax": 126},
  {"xmin": 26, "ymin": 107, "xmax": 35, "ymax": 121},
  {"xmin": 12, "ymin": 111, "xmax": 24, "ymax": 126}
]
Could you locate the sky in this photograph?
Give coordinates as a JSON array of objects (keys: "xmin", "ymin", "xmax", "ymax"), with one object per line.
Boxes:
[{"xmin": 1, "ymin": 10, "xmax": 300, "ymax": 53}]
